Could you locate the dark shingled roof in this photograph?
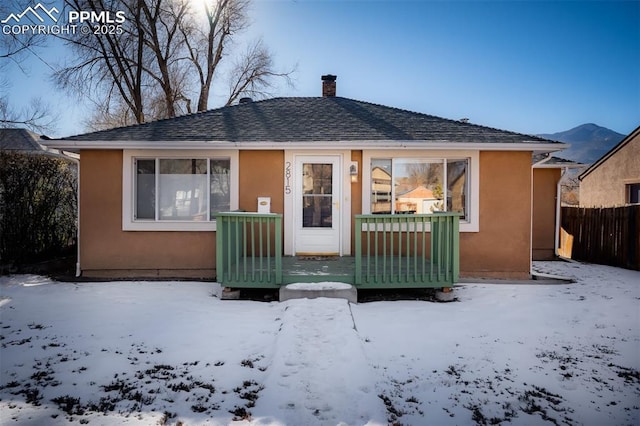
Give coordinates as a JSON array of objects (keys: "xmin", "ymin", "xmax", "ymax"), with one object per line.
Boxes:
[
  {"xmin": 0, "ymin": 128, "xmax": 43, "ymax": 150},
  {"xmin": 62, "ymin": 97, "xmax": 559, "ymax": 145}
]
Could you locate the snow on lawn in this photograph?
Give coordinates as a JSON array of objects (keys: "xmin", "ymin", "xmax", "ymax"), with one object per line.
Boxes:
[{"xmin": 0, "ymin": 261, "xmax": 638, "ymax": 425}]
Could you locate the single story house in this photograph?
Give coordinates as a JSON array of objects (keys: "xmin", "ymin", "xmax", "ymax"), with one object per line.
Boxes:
[
  {"xmin": 43, "ymin": 75, "xmax": 566, "ymax": 287},
  {"xmin": 579, "ymin": 125, "xmax": 640, "ymax": 207}
]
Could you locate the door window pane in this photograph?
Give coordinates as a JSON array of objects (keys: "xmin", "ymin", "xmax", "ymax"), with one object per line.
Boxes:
[
  {"xmin": 303, "ymin": 164, "xmax": 332, "ymax": 194},
  {"xmin": 302, "ymin": 163, "xmax": 333, "ymax": 228},
  {"xmin": 302, "ymin": 196, "xmax": 332, "ymax": 227}
]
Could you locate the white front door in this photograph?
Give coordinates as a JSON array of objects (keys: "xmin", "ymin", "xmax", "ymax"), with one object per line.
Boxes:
[{"xmin": 294, "ymin": 155, "xmax": 341, "ymax": 255}]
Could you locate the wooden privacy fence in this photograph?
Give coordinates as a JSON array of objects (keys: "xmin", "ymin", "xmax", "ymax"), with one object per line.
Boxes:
[{"xmin": 561, "ymin": 205, "xmax": 640, "ymax": 270}]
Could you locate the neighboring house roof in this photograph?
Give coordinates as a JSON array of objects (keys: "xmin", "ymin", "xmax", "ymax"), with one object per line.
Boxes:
[
  {"xmin": 0, "ymin": 128, "xmax": 44, "ymax": 151},
  {"xmin": 44, "ymin": 97, "xmax": 566, "ymax": 152},
  {"xmin": 532, "ymin": 154, "xmax": 583, "ymax": 168},
  {"xmin": 0, "ymin": 128, "xmax": 79, "ymax": 160},
  {"xmin": 397, "ymin": 186, "xmax": 435, "ymax": 199},
  {"xmin": 579, "ymin": 125, "xmax": 640, "ymax": 181}
]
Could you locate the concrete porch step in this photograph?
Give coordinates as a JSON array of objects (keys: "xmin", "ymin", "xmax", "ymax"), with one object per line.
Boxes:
[{"xmin": 279, "ymin": 282, "xmax": 357, "ymax": 303}]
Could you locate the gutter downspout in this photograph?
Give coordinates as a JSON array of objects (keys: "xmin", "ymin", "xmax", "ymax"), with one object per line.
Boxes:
[
  {"xmin": 67, "ymin": 153, "xmax": 81, "ymax": 277},
  {"xmin": 532, "ymin": 153, "xmax": 553, "ymax": 168},
  {"xmin": 76, "ymin": 159, "xmax": 81, "ymax": 278}
]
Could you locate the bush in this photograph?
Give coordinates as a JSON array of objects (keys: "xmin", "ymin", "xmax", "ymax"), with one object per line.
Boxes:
[{"xmin": 0, "ymin": 151, "xmax": 77, "ymax": 267}]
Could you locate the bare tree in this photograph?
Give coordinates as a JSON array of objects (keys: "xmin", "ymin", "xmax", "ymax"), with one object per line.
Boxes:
[
  {"xmin": 55, "ymin": 0, "xmax": 294, "ymax": 129},
  {"xmin": 178, "ymin": 0, "xmax": 249, "ymax": 111},
  {"xmin": 225, "ymin": 39, "xmax": 295, "ymax": 106},
  {"xmin": 0, "ymin": 95, "xmax": 56, "ymax": 133},
  {"xmin": 56, "ymin": 0, "xmax": 148, "ymax": 124},
  {"xmin": 0, "ymin": 1, "xmax": 56, "ymax": 132}
]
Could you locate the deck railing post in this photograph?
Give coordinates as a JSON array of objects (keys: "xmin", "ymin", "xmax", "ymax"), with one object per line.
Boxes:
[
  {"xmin": 215, "ymin": 214, "xmax": 225, "ymax": 283},
  {"xmin": 274, "ymin": 215, "xmax": 283, "ymax": 284},
  {"xmin": 452, "ymin": 214, "xmax": 460, "ymax": 282},
  {"xmin": 355, "ymin": 216, "xmax": 362, "ymax": 285}
]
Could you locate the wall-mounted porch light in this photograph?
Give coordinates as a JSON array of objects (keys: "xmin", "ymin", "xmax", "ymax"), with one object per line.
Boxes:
[{"xmin": 349, "ymin": 161, "xmax": 359, "ymax": 183}]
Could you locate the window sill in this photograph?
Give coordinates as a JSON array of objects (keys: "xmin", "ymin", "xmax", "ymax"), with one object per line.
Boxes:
[{"xmin": 123, "ymin": 221, "xmax": 217, "ymax": 232}]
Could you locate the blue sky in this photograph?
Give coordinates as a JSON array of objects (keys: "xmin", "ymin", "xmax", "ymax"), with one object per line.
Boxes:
[{"xmin": 3, "ymin": 0, "xmax": 639, "ymax": 138}]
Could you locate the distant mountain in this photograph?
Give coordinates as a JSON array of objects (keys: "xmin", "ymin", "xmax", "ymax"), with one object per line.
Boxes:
[{"xmin": 538, "ymin": 123, "xmax": 625, "ymax": 164}]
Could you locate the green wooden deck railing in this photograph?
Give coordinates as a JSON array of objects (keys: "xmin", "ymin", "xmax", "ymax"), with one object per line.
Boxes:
[
  {"xmin": 216, "ymin": 212, "xmax": 459, "ymax": 289},
  {"xmin": 354, "ymin": 213, "xmax": 460, "ymax": 288},
  {"xmin": 215, "ymin": 212, "xmax": 283, "ymax": 287}
]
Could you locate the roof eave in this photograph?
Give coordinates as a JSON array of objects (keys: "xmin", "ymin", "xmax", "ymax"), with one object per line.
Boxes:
[
  {"xmin": 41, "ymin": 139, "xmax": 568, "ymax": 153},
  {"xmin": 533, "ymin": 162, "xmax": 585, "ymax": 169}
]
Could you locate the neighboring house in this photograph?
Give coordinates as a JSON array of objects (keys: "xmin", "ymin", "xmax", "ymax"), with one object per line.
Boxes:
[
  {"xmin": 579, "ymin": 125, "xmax": 640, "ymax": 207},
  {"xmin": 396, "ymin": 186, "xmax": 438, "ymax": 214},
  {"xmin": 42, "ymin": 75, "xmax": 566, "ymax": 284},
  {"xmin": 532, "ymin": 155, "xmax": 582, "ymax": 260},
  {"xmin": 1, "ymin": 128, "xmax": 45, "ymax": 152},
  {"xmin": 0, "ymin": 128, "xmax": 80, "ymax": 161}
]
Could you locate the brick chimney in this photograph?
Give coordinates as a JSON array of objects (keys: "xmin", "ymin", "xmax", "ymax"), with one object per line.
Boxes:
[{"xmin": 321, "ymin": 74, "xmax": 337, "ymax": 97}]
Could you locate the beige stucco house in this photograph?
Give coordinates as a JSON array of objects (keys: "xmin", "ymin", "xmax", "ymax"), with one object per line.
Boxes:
[
  {"xmin": 42, "ymin": 75, "xmax": 566, "ymax": 284},
  {"xmin": 579, "ymin": 125, "xmax": 640, "ymax": 207}
]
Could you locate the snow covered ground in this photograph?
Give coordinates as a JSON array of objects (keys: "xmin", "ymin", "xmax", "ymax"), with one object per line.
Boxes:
[{"xmin": 0, "ymin": 261, "xmax": 638, "ymax": 425}]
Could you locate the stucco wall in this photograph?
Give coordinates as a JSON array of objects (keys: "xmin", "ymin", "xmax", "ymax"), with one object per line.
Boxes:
[
  {"xmin": 79, "ymin": 149, "xmax": 533, "ymax": 280},
  {"xmin": 350, "ymin": 150, "xmax": 363, "ymax": 251},
  {"xmin": 239, "ymin": 151, "xmax": 284, "ymax": 213},
  {"xmin": 459, "ymin": 151, "xmax": 532, "ymax": 279},
  {"xmin": 79, "ymin": 150, "xmax": 216, "ymax": 278},
  {"xmin": 532, "ymin": 168, "xmax": 561, "ymax": 260},
  {"xmin": 580, "ymin": 133, "xmax": 640, "ymax": 207}
]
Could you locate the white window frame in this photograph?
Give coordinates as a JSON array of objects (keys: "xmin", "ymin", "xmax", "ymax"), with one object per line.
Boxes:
[
  {"xmin": 123, "ymin": 149, "xmax": 239, "ymax": 231},
  {"xmin": 626, "ymin": 182, "xmax": 640, "ymax": 205},
  {"xmin": 362, "ymin": 150, "xmax": 480, "ymax": 232}
]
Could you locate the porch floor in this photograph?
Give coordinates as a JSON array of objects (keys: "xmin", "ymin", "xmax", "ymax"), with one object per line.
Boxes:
[{"xmin": 282, "ymin": 256, "xmax": 355, "ymax": 284}]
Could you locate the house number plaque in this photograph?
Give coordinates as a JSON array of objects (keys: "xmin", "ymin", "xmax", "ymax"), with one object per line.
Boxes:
[{"xmin": 285, "ymin": 161, "xmax": 292, "ymax": 194}]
